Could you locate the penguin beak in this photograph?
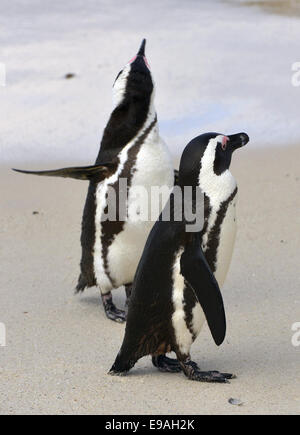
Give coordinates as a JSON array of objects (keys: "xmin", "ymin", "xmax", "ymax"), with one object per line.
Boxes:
[
  {"xmin": 137, "ymin": 38, "xmax": 146, "ymax": 56},
  {"xmin": 228, "ymin": 133, "xmax": 249, "ymax": 151},
  {"xmin": 129, "ymin": 39, "xmax": 150, "ymax": 69}
]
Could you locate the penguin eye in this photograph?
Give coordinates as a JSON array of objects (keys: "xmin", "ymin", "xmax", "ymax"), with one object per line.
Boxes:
[{"xmin": 221, "ymin": 136, "xmax": 229, "ymax": 151}]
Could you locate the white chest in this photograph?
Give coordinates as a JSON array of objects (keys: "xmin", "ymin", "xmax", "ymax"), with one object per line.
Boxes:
[
  {"xmin": 171, "ymin": 250, "xmax": 194, "ymax": 355},
  {"xmin": 212, "ymin": 194, "xmax": 237, "ymax": 287},
  {"xmin": 171, "ymin": 249, "xmax": 206, "ymax": 355},
  {"xmin": 93, "ymin": 126, "xmax": 173, "ymax": 292}
]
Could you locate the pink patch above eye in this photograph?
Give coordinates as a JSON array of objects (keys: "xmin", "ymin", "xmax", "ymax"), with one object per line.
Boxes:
[
  {"xmin": 129, "ymin": 55, "xmax": 137, "ymax": 63},
  {"xmin": 128, "ymin": 55, "xmax": 150, "ymax": 69},
  {"xmin": 222, "ymin": 136, "xmax": 229, "ymax": 150},
  {"xmin": 143, "ymin": 56, "xmax": 150, "ymax": 69}
]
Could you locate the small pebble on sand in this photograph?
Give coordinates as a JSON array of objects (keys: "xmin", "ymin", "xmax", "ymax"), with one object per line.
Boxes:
[
  {"xmin": 228, "ymin": 398, "xmax": 244, "ymax": 406},
  {"xmin": 64, "ymin": 73, "xmax": 76, "ymax": 79}
]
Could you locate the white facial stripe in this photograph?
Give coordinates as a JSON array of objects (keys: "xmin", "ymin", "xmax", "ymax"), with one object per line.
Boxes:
[
  {"xmin": 198, "ymin": 137, "xmax": 237, "ymax": 207},
  {"xmin": 112, "ymin": 64, "xmax": 131, "ymax": 108},
  {"xmin": 112, "ymin": 60, "xmax": 154, "ymax": 108},
  {"xmin": 198, "ymin": 136, "xmax": 237, "ymax": 250}
]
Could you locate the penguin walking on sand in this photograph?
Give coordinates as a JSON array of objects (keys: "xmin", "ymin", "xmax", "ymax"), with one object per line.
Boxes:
[
  {"xmin": 110, "ymin": 131, "xmax": 249, "ymax": 381},
  {"xmin": 14, "ymin": 40, "xmax": 174, "ymax": 322}
]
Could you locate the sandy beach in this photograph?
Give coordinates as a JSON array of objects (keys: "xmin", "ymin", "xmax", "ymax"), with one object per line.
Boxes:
[{"xmin": 0, "ymin": 144, "xmax": 299, "ymax": 415}]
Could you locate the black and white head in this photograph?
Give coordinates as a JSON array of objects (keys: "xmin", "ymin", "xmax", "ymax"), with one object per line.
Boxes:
[
  {"xmin": 112, "ymin": 39, "xmax": 154, "ymax": 108},
  {"xmin": 179, "ymin": 132, "xmax": 249, "ymax": 197},
  {"xmin": 13, "ymin": 40, "xmax": 157, "ymax": 180}
]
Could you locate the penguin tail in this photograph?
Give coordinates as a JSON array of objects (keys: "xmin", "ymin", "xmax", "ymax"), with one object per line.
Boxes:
[
  {"xmin": 75, "ymin": 272, "xmax": 96, "ymax": 294},
  {"xmin": 108, "ymin": 351, "xmax": 136, "ymax": 376},
  {"xmin": 75, "ymin": 274, "xmax": 87, "ymax": 293}
]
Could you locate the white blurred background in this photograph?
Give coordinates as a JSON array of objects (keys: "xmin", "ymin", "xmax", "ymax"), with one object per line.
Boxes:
[{"xmin": 1, "ymin": 0, "xmax": 300, "ymax": 163}]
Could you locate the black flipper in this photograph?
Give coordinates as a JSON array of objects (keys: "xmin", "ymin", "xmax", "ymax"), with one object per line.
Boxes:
[
  {"xmin": 12, "ymin": 163, "xmax": 117, "ymax": 181},
  {"xmin": 180, "ymin": 239, "xmax": 226, "ymax": 346}
]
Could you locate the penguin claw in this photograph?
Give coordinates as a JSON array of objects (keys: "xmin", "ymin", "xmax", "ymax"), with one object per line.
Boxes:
[
  {"xmin": 152, "ymin": 355, "xmax": 182, "ymax": 373},
  {"xmin": 211, "ymin": 371, "xmax": 236, "ymax": 380},
  {"xmin": 108, "ymin": 369, "xmax": 128, "ymax": 377}
]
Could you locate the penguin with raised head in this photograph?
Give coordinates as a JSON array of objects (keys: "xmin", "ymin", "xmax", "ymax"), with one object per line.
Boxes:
[
  {"xmin": 110, "ymin": 131, "xmax": 249, "ymax": 381},
  {"xmin": 13, "ymin": 39, "xmax": 174, "ymax": 322}
]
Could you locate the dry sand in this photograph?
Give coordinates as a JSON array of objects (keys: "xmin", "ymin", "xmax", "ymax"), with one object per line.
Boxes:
[{"xmin": 0, "ymin": 145, "xmax": 299, "ymax": 415}]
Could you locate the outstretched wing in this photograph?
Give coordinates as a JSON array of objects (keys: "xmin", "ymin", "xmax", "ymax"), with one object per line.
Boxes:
[
  {"xmin": 12, "ymin": 163, "xmax": 117, "ymax": 181},
  {"xmin": 180, "ymin": 239, "xmax": 226, "ymax": 346}
]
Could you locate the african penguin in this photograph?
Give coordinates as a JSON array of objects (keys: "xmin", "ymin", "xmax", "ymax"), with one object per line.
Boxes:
[
  {"xmin": 110, "ymin": 131, "xmax": 249, "ymax": 382},
  {"xmin": 13, "ymin": 39, "xmax": 174, "ymax": 322}
]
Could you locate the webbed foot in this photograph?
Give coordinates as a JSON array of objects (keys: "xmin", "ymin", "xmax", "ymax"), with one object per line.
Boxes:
[
  {"xmin": 152, "ymin": 354, "xmax": 182, "ymax": 373},
  {"xmin": 102, "ymin": 293, "xmax": 126, "ymax": 323},
  {"xmin": 180, "ymin": 359, "xmax": 235, "ymax": 383}
]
